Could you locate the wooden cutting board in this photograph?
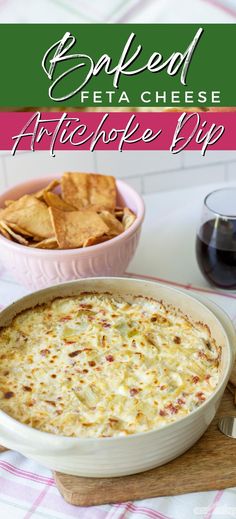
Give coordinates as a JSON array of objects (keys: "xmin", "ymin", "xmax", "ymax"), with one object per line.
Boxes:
[{"xmin": 1, "ymin": 367, "xmax": 236, "ymax": 507}]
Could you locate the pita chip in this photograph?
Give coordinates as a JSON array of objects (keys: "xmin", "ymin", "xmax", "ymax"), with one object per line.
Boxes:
[
  {"xmin": 0, "ymin": 195, "xmax": 54, "ymax": 239},
  {"xmin": 0, "ymin": 220, "xmax": 29, "ymax": 245},
  {"xmin": 0, "ymin": 222, "xmax": 12, "ymax": 240},
  {"xmin": 83, "ymin": 235, "xmax": 110, "ymax": 247},
  {"xmin": 43, "ymin": 191, "xmax": 76, "ymax": 212},
  {"xmin": 99, "ymin": 210, "xmax": 123, "ymax": 236},
  {"xmin": 49, "ymin": 207, "xmax": 109, "ymax": 249},
  {"xmin": 34, "ymin": 179, "xmax": 60, "ymax": 200},
  {"xmin": 6, "ymin": 222, "xmax": 36, "ymax": 237},
  {"xmin": 114, "ymin": 207, "xmax": 125, "ymax": 220},
  {"xmin": 30, "ymin": 237, "xmax": 58, "ymax": 249},
  {"xmin": 122, "ymin": 207, "xmax": 136, "ymax": 230},
  {"xmin": 62, "ymin": 172, "xmax": 116, "ymax": 211},
  {"xmin": 4, "ymin": 200, "xmax": 15, "ymax": 207},
  {"xmin": 61, "ymin": 173, "xmax": 88, "ymax": 210},
  {"xmin": 88, "ymin": 173, "xmax": 116, "ymax": 210}
]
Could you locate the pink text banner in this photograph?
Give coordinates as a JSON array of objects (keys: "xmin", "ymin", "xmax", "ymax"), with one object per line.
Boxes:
[{"xmin": 0, "ymin": 111, "xmax": 235, "ymax": 156}]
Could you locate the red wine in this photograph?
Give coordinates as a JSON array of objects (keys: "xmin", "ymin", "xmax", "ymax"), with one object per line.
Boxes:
[{"xmin": 196, "ymin": 219, "xmax": 236, "ymax": 289}]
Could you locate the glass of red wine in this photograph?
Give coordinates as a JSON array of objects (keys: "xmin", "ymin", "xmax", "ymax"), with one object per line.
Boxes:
[{"xmin": 196, "ymin": 188, "xmax": 236, "ymax": 290}]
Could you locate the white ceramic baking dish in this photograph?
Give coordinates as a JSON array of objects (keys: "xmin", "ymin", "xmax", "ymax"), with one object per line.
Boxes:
[{"xmin": 0, "ymin": 277, "xmax": 235, "ymax": 477}]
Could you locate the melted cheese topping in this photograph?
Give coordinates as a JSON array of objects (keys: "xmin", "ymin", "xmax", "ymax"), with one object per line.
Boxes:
[{"xmin": 0, "ymin": 293, "xmax": 221, "ymax": 437}]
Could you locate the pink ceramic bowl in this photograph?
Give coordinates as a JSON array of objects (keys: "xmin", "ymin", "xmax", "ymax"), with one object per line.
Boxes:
[{"xmin": 0, "ymin": 177, "xmax": 145, "ymax": 290}]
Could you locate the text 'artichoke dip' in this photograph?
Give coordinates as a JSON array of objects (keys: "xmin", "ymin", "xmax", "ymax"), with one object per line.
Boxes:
[{"xmin": 0, "ymin": 293, "xmax": 221, "ymax": 437}]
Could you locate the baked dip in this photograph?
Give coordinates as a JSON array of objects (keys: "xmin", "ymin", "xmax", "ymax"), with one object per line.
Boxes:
[{"xmin": 0, "ymin": 293, "xmax": 221, "ymax": 437}]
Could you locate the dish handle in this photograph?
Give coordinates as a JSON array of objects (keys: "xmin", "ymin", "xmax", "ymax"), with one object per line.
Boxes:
[{"xmin": 0, "ymin": 423, "xmax": 98, "ymax": 456}]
